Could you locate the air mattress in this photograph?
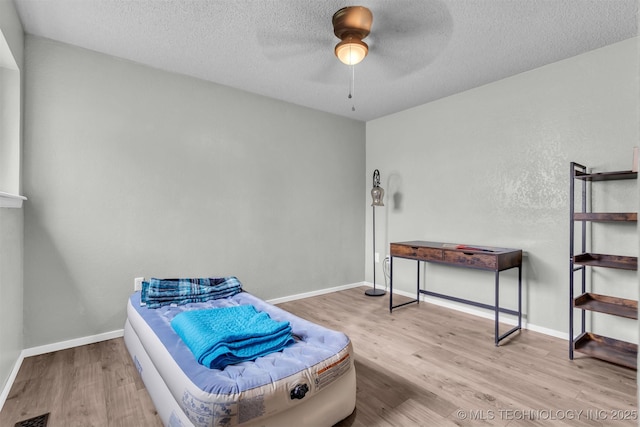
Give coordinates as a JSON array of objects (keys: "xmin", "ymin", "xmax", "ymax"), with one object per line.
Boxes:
[{"xmin": 124, "ymin": 291, "xmax": 356, "ymax": 426}]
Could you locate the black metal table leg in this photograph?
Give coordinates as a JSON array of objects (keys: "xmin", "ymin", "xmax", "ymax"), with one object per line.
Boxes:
[
  {"xmin": 518, "ymin": 265, "xmax": 522, "ymax": 329},
  {"xmin": 389, "ymin": 256, "xmax": 420, "ymax": 312},
  {"xmin": 495, "ymin": 267, "xmax": 522, "ymax": 345},
  {"xmin": 389, "ymin": 256, "xmax": 393, "ymax": 312},
  {"xmin": 495, "ymin": 271, "xmax": 499, "ymax": 346},
  {"xmin": 416, "ymin": 260, "xmax": 420, "ymax": 305}
]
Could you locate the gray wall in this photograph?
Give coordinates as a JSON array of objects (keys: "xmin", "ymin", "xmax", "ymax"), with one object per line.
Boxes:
[
  {"xmin": 0, "ymin": 0, "xmax": 24, "ymax": 395},
  {"xmin": 366, "ymin": 38, "xmax": 639, "ymax": 341},
  {"xmin": 23, "ymin": 36, "xmax": 365, "ymax": 348}
]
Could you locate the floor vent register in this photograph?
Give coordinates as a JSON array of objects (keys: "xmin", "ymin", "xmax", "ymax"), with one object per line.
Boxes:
[{"xmin": 14, "ymin": 413, "xmax": 49, "ymax": 427}]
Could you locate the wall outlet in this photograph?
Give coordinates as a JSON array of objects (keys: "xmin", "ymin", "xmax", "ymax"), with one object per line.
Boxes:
[{"xmin": 134, "ymin": 277, "xmax": 144, "ymax": 291}]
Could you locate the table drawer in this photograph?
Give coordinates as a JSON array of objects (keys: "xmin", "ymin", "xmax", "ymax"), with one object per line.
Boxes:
[
  {"xmin": 443, "ymin": 251, "xmax": 497, "ymax": 269},
  {"xmin": 391, "ymin": 244, "xmax": 443, "ymax": 261}
]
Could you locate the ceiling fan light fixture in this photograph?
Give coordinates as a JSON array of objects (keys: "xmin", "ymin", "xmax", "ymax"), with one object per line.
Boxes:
[{"xmin": 335, "ymin": 37, "xmax": 368, "ymax": 65}]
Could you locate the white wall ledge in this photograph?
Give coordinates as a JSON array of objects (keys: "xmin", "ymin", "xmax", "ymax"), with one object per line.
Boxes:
[{"xmin": 0, "ymin": 191, "xmax": 27, "ymax": 208}]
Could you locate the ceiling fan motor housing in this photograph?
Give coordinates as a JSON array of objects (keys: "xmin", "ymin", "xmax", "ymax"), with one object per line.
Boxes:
[{"xmin": 332, "ymin": 6, "xmax": 373, "ymax": 40}]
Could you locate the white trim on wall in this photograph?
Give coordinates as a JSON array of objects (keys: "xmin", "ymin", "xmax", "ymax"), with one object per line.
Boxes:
[
  {"xmin": 0, "ymin": 30, "xmax": 22, "ymax": 196},
  {"xmin": 389, "ymin": 286, "xmax": 567, "ymax": 340},
  {"xmin": 269, "ymin": 279, "xmax": 566, "ymax": 340},
  {"xmin": 0, "ymin": 329, "xmax": 124, "ymax": 411},
  {"xmin": 0, "ymin": 354, "xmax": 22, "ymax": 411},
  {"xmin": 0, "ymin": 191, "xmax": 26, "ymax": 208},
  {"xmin": 21, "ymin": 329, "xmax": 124, "ymax": 358},
  {"xmin": 267, "ymin": 282, "xmax": 365, "ymax": 305}
]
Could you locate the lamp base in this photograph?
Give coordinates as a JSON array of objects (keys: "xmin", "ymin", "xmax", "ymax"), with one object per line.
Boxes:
[{"xmin": 365, "ymin": 288, "xmax": 386, "ymax": 297}]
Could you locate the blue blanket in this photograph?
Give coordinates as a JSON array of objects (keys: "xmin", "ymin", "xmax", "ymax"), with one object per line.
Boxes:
[
  {"xmin": 141, "ymin": 276, "xmax": 242, "ymax": 308},
  {"xmin": 170, "ymin": 305, "xmax": 294, "ymax": 369}
]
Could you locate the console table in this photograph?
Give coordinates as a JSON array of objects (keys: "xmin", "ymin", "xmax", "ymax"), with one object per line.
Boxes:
[{"xmin": 389, "ymin": 241, "xmax": 523, "ymax": 346}]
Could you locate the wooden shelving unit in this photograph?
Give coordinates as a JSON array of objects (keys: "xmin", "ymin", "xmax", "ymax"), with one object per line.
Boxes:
[
  {"xmin": 573, "ymin": 293, "xmax": 637, "ymax": 319},
  {"xmin": 573, "ymin": 253, "xmax": 637, "ymax": 270},
  {"xmin": 574, "ymin": 332, "xmax": 637, "ymax": 370},
  {"xmin": 573, "ymin": 212, "xmax": 637, "ymax": 222},
  {"xmin": 573, "ymin": 170, "xmax": 637, "ymax": 181},
  {"xmin": 569, "ymin": 162, "xmax": 638, "ymax": 369}
]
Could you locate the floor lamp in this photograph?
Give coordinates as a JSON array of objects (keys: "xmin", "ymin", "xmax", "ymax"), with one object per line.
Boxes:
[{"xmin": 366, "ymin": 169, "xmax": 386, "ymax": 297}]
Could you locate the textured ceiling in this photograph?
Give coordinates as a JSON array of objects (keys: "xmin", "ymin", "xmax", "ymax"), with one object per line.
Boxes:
[{"xmin": 13, "ymin": 0, "xmax": 639, "ymax": 121}]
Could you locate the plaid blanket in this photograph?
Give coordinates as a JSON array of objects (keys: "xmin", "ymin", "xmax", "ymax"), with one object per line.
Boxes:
[
  {"xmin": 140, "ymin": 276, "xmax": 242, "ymax": 308},
  {"xmin": 171, "ymin": 304, "xmax": 294, "ymax": 369}
]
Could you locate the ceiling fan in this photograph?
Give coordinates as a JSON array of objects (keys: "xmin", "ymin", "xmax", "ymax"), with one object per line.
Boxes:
[
  {"xmin": 255, "ymin": 1, "xmax": 451, "ymax": 112},
  {"xmin": 256, "ymin": 1, "xmax": 451, "ymax": 80},
  {"xmin": 330, "ymin": 6, "xmax": 375, "ymax": 110},
  {"xmin": 332, "ymin": 6, "xmax": 373, "ymax": 66}
]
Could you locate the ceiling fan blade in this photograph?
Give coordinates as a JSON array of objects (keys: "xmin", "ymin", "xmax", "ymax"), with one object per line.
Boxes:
[
  {"xmin": 254, "ymin": 3, "xmax": 334, "ymax": 60},
  {"xmin": 256, "ymin": 29, "xmax": 342, "ymax": 83},
  {"xmin": 366, "ymin": 0, "xmax": 453, "ymax": 78},
  {"xmin": 309, "ymin": 58, "xmax": 345, "ymax": 84},
  {"xmin": 257, "ymin": 32, "xmax": 329, "ymax": 61}
]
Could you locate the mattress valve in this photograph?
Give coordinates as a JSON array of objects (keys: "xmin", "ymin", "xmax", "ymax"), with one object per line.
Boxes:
[{"xmin": 290, "ymin": 383, "xmax": 309, "ymax": 400}]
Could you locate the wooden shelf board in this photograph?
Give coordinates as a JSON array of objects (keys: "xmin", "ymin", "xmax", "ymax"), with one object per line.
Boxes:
[
  {"xmin": 573, "ymin": 253, "xmax": 637, "ymax": 270},
  {"xmin": 573, "ymin": 332, "xmax": 637, "ymax": 369},
  {"xmin": 574, "ymin": 293, "xmax": 637, "ymax": 319},
  {"xmin": 574, "ymin": 170, "xmax": 637, "ymax": 181},
  {"xmin": 573, "ymin": 212, "xmax": 637, "ymax": 222}
]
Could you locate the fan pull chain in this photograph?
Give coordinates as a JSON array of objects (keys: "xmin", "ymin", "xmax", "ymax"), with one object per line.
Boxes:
[{"xmin": 348, "ymin": 64, "xmax": 356, "ymax": 111}]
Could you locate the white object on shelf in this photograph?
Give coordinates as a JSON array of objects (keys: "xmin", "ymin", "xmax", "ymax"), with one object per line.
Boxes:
[{"xmin": 0, "ymin": 191, "xmax": 26, "ymax": 208}]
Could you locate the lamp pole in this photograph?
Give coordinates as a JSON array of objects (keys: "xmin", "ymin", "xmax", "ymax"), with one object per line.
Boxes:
[{"xmin": 366, "ymin": 169, "xmax": 386, "ymax": 297}]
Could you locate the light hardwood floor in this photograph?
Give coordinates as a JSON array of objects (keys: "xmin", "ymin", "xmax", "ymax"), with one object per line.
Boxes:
[{"xmin": 1, "ymin": 286, "xmax": 636, "ymax": 426}]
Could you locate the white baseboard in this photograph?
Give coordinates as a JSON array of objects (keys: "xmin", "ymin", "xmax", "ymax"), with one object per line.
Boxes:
[
  {"xmin": 0, "ymin": 329, "xmax": 124, "ymax": 412},
  {"xmin": 0, "ymin": 352, "xmax": 24, "ymax": 411},
  {"xmin": 388, "ymin": 285, "xmax": 567, "ymax": 340},
  {"xmin": 21, "ymin": 329, "xmax": 124, "ymax": 358},
  {"xmin": 267, "ymin": 281, "xmax": 366, "ymax": 305},
  {"xmin": 270, "ymin": 281, "xmax": 568, "ymax": 340},
  {"xmin": 525, "ymin": 323, "xmax": 568, "ymax": 340}
]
